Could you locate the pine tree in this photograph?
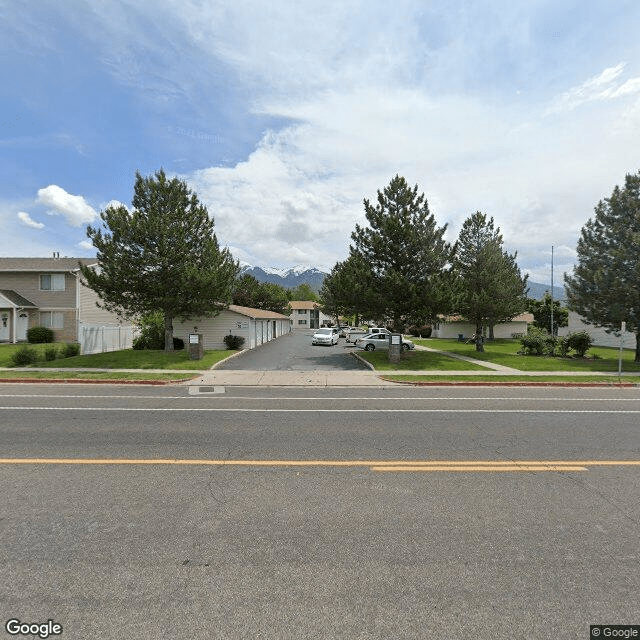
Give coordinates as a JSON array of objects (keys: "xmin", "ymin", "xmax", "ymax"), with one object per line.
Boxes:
[
  {"xmin": 350, "ymin": 175, "xmax": 452, "ymax": 329},
  {"xmin": 81, "ymin": 169, "xmax": 239, "ymax": 351},
  {"xmin": 565, "ymin": 171, "xmax": 640, "ymax": 361},
  {"xmin": 452, "ymin": 212, "xmax": 528, "ymax": 351}
]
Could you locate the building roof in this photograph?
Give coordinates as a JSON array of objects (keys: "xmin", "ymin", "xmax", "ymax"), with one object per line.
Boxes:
[
  {"xmin": 228, "ymin": 304, "xmax": 291, "ymax": 320},
  {"xmin": 0, "ymin": 290, "xmax": 38, "ymax": 308},
  {"xmin": 288, "ymin": 300, "xmax": 319, "ymax": 310},
  {"xmin": 0, "ymin": 257, "xmax": 97, "ymax": 271},
  {"xmin": 440, "ymin": 313, "xmax": 534, "ymax": 323}
]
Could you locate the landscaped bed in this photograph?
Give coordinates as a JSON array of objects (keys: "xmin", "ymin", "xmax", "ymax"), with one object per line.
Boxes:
[{"xmin": 411, "ymin": 338, "xmax": 640, "ymax": 372}]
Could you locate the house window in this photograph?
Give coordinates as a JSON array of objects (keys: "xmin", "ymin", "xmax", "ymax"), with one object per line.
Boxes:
[
  {"xmin": 297, "ymin": 309, "xmax": 307, "ymax": 314},
  {"xmin": 40, "ymin": 311, "xmax": 64, "ymax": 329},
  {"xmin": 298, "ymin": 319, "xmax": 307, "ymax": 325},
  {"xmin": 40, "ymin": 274, "xmax": 65, "ymax": 291}
]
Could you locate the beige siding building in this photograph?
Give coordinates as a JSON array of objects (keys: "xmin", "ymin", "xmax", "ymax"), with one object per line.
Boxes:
[
  {"xmin": 173, "ymin": 305, "xmax": 291, "ymax": 349},
  {"xmin": 0, "ymin": 257, "xmax": 134, "ymax": 351},
  {"xmin": 431, "ymin": 313, "xmax": 533, "ymax": 340},
  {"xmin": 289, "ymin": 300, "xmax": 333, "ymax": 329}
]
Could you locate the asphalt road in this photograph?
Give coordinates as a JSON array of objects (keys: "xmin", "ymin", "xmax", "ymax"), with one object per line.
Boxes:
[
  {"xmin": 217, "ymin": 328, "xmax": 369, "ymax": 370},
  {"xmin": 1, "ymin": 383, "xmax": 639, "ymax": 639}
]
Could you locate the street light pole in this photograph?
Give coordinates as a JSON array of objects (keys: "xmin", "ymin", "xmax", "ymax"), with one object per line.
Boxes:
[{"xmin": 550, "ymin": 245, "xmax": 554, "ymax": 336}]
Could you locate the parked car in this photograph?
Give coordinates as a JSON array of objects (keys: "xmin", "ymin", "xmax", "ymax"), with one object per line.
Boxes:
[
  {"xmin": 338, "ymin": 326, "xmax": 351, "ymax": 337},
  {"xmin": 354, "ymin": 332, "xmax": 415, "ymax": 352},
  {"xmin": 312, "ymin": 327, "xmax": 339, "ymax": 346}
]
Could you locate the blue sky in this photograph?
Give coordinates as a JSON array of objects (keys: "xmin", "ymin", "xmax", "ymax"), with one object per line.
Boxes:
[{"xmin": 2, "ymin": 0, "xmax": 640, "ymax": 283}]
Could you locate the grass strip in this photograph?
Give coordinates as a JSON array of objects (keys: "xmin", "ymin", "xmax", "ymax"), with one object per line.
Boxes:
[
  {"xmin": 0, "ymin": 370, "xmax": 191, "ymax": 382},
  {"xmin": 381, "ymin": 374, "xmax": 640, "ymax": 385}
]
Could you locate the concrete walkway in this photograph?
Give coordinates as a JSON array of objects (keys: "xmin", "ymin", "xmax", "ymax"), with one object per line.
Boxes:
[{"xmin": 413, "ymin": 344, "xmax": 521, "ymax": 372}]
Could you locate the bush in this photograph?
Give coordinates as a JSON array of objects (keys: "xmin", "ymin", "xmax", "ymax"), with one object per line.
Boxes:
[
  {"xmin": 418, "ymin": 326, "xmax": 432, "ymax": 338},
  {"xmin": 62, "ymin": 342, "xmax": 81, "ymax": 358},
  {"xmin": 44, "ymin": 346, "xmax": 59, "ymax": 361},
  {"xmin": 11, "ymin": 346, "xmax": 39, "ymax": 366},
  {"xmin": 132, "ymin": 312, "xmax": 165, "ymax": 350},
  {"xmin": 558, "ymin": 335, "xmax": 571, "ymax": 357},
  {"xmin": 27, "ymin": 326, "xmax": 54, "ymax": 343},
  {"xmin": 223, "ymin": 334, "xmax": 245, "ymax": 350},
  {"xmin": 173, "ymin": 337, "xmax": 185, "ymax": 350},
  {"xmin": 520, "ymin": 327, "xmax": 545, "ymax": 355},
  {"xmin": 567, "ymin": 331, "xmax": 593, "ymax": 357}
]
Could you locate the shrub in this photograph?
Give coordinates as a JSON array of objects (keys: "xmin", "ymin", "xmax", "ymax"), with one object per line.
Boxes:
[
  {"xmin": 223, "ymin": 334, "xmax": 245, "ymax": 350},
  {"xmin": 44, "ymin": 346, "xmax": 59, "ymax": 361},
  {"xmin": 567, "ymin": 331, "xmax": 593, "ymax": 357},
  {"xmin": 520, "ymin": 327, "xmax": 545, "ymax": 355},
  {"xmin": 62, "ymin": 342, "xmax": 81, "ymax": 358},
  {"xmin": 27, "ymin": 326, "xmax": 54, "ymax": 343},
  {"xmin": 173, "ymin": 337, "xmax": 185, "ymax": 350},
  {"xmin": 132, "ymin": 312, "xmax": 165, "ymax": 350},
  {"xmin": 11, "ymin": 346, "xmax": 39, "ymax": 366},
  {"xmin": 418, "ymin": 326, "xmax": 432, "ymax": 338},
  {"xmin": 558, "ymin": 335, "xmax": 571, "ymax": 357}
]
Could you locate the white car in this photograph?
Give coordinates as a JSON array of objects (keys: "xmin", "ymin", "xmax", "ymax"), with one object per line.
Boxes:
[
  {"xmin": 312, "ymin": 327, "xmax": 338, "ymax": 346},
  {"xmin": 354, "ymin": 332, "xmax": 415, "ymax": 352}
]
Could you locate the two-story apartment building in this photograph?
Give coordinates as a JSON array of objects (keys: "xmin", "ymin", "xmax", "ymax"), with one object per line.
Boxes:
[
  {"xmin": 0, "ymin": 257, "xmax": 131, "ymax": 348},
  {"xmin": 288, "ymin": 300, "xmax": 335, "ymax": 329}
]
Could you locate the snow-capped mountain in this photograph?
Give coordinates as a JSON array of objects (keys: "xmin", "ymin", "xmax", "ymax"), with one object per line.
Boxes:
[{"xmin": 239, "ymin": 264, "xmax": 328, "ymax": 291}]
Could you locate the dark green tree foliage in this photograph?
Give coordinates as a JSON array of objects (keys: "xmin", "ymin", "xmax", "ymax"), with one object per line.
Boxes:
[
  {"xmin": 527, "ymin": 292, "xmax": 568, "ymax": 336},
  {"xmin": 288, "ymin": 283, "xmax": 318, "ymax": 302},
  {"xmin": 565, "ymin": 171, "xmax": 640, "ymax": 362},
  {"xmin": 81, "ymin": 169, "xmax": 239, "ymax": 351},
  {"xmin": 319, "ymin": 254, "xmax": 376, "ymax": 326},
  {"xmin": 232, "ymin": 274, "xmax": 291, "ymax": 315},
  {"xmin": 452, "ymin": 212, "xmax": 528, "ymax": 351},
  {"xmin": 350, "ymin": 175, "xmax": 452, "ymax": 329}
]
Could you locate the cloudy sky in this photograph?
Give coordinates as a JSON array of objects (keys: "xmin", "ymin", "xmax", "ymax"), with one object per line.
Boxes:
[{"xmin": 2, "ymin": 0, "xmax": 640, "ymax": 283}]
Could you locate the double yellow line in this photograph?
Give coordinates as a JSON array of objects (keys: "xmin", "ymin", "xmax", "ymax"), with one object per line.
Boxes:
[{"xmin": 1, "ymin": 458, "xmax": 640, "ymax": 472}]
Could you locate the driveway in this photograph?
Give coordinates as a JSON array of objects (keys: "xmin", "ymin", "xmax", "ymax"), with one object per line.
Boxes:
[{"xmin": 216, "ymin": 329, "xmax": 369, "ymax": 371}]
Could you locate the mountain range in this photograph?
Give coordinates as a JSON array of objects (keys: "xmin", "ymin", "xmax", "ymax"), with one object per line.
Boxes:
[
  {"xmin": 240, "ymin": 263, "xmax": 567, "ymax": 301},
  {"xmin": 239, "ymin": 264, "xmax": 328, "ymax": 291}
]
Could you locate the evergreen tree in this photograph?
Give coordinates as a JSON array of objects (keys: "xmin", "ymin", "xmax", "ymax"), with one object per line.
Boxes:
[
  {"xmin": 350, "ymin": 175, "xmax": 453, "ymax": 329},
  {"xmin": 452, "ymin": 212, "xmax": 528, "ymax": 351},
  {"xmin": 319, "ymin": 254, "xmax": 376, "ymax": 326},
  {"xmin": 565, "ymin": 171, "xmax": 640, "ymax": 361},
  {"xmin": 81, "ymin": 169, "xmax": 239, "ymax": 351}
]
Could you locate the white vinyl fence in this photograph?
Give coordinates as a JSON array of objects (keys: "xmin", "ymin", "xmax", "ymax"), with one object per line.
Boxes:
[{"xmin": 79, "ymin": 323, "xmax": 139, "ymax": 355}]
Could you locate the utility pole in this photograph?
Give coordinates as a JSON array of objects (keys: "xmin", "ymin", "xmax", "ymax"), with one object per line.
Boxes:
[{"xmin": 550, "ymin": 246, "xmax": 554, "ymax": 336}]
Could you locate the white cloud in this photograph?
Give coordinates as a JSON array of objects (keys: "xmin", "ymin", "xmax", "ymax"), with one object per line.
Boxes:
[
  {"xmin": 37, "ymin": 185, "xmax": 98, "ymax": 227},
  {"xmin": 17, "ymin": 211, "xmax": 45, "ymax": 229},
  {"xmin": 546, "ymin": 63, "xmax": 640, "ymax": 114},
  {"xmin": 78, "ymin": 240, "xmax": 94, "ymax": 251}
]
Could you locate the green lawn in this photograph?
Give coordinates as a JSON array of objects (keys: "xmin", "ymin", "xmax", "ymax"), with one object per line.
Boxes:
[
  {"xmin": 0, "ymin": 370, "xmax": 190, "ymax": 382},
  {"xmin": 382, "ymin": 374, "xmax": 639, "ymax": 384},
  {"xmin": 355, "ymin": 348, "xmax": 488, "ymax": 371},
  {"xmin": 412, "ymin": 338, "xmax": 640, "ymax": 372},
  {"xmin": 0, "ymin": 343, "xmax": 235, "ymax": 370}
]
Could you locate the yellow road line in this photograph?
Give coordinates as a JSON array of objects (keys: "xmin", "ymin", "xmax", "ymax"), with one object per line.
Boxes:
[
  {"xmin": 0, "ymin": 458, "xmax": 639, "ymax": 472},
  {"xmin": 371, "ymin": 465, "xmax": 588, "ymax": 472}
]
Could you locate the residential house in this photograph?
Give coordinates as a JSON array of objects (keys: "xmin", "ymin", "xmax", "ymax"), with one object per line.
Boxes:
[
  {"xmin": 431, "ymin": 313, "xmax": 533, "ymax": 340},
  {"xmin": 173, "ymin": 304, "xmax": 292, "ymax": 349},
  {"xmin": 289, "ymin": 300, "xmax": 333, "ymax": 329},
  {"xmin": 0, "ymin": 257, "xmax": 134, "ymax": 352}
]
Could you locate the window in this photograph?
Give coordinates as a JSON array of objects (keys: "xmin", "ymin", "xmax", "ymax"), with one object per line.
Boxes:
[
  {"xmin": 297, "ymin": 309, "xmax": 307, "ymax": 314},
  {"xmin": 40, "ymin": 312, "xmax": 64, "ymax": 329},
  {"xmin": 40, "ymin": 274, "xmax": 65, "ymax": 291},
  {"xmin": 298, "ymin": 319, "xmax": 307, "ymax": 325}
]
